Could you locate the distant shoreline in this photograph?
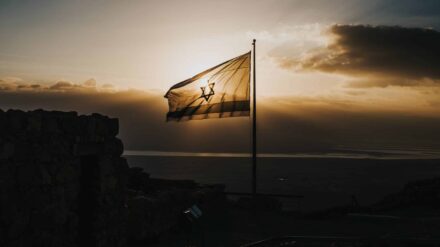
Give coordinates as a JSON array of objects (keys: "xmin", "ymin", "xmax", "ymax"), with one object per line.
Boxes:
[{"xmin": 123, "ymin": 149, "xmax": 440, "ymax": 160}]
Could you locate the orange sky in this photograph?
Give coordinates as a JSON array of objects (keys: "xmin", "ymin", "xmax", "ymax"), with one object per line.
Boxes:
[{"xmin": 1, "ymin": 1, "xmax": 439, "ymax": 94}]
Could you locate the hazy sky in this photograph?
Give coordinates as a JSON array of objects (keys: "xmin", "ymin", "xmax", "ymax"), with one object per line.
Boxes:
[
  {"xmin": 1, "ymin": 0, "xmax": 440, "ymax": 152},
  {"xmin": 2, "ymin": 0, "xmax": 439, "ymax": 91}
]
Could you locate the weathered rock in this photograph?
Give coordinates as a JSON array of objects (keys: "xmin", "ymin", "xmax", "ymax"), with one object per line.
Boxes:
[
  {"xmin": 126, "ymin": 166, "xmax": 226, "ymax": 244},
  {"xmin": 108, "ymin": 118, "xmax": 119, "ymax": 136},
  {"xmin": 0, "ymin": 109, "xmax": 128, "ymax": 247},
  {"xmin": 0, "ymin": 142, "xmax": 14, "ymax": 159},
  {"xmin": 26, "ymin": 111, "xmax": 43, "ymax": 132},
  {"xmin": 373, "ymin": 177, "xmax": 440, "ymax": 211},
  {"xmin": 7, "ymin": 109, "xmax": 26, "ymax": 132}
]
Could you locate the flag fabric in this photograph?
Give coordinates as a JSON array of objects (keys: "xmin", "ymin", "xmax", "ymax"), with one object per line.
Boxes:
[{"xmin": 164, "ymin": 52, "xmax": 251, "ymax": 121}]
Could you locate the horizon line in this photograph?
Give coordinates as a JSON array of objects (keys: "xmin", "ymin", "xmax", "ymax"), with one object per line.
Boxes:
[{"xmin": 123, "ymin": 149, "xmax": 440, "ymax": 160}]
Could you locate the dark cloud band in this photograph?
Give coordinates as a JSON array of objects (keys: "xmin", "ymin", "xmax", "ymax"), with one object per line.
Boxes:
[
  {"xmin": 0, "ymin": 88, "xmax": 439, "ymax": 152},
  {"xmin": 277, "ymin": 25, "xmax": 440, "ymax": 87}
]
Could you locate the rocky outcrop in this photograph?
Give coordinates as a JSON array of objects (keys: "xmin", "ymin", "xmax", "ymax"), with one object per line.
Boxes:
[
  {"xmin": 372, "ymin": 177, "xmax": 440, "ymax": 212},
  {"xmin": 0, "ymin": 109, "xmax": 128, "ymax": 247},
  {"xmin": 126, "ymin": 167, "xmax": 226, "ymax": 244}
]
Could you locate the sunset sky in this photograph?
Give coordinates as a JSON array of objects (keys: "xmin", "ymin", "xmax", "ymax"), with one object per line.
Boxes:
[{"xmin": 1, "ymin": 0, "xmax": 440, "ymax": 152}]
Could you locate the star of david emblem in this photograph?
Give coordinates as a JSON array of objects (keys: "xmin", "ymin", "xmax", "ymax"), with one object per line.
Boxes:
[{"xmin": 200, "ymin": 82, "xmax": 215, "ymax": 101}]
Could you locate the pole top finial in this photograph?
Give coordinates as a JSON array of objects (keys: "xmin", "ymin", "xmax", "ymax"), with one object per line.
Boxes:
[{"xmin": 253, "ymin": 39, "xmax": 256, "ymax": 44}]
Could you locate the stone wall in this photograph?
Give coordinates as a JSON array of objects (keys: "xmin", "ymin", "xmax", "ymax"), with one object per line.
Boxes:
[{"xmin": 0, "ymin": 109, "xmax": 128, "ymax": 247}]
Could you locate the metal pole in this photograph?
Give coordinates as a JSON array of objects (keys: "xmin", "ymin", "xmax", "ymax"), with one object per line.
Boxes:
[{"xmin": 252, "ymin": 39, "xmax": 257, "ymax": 196}]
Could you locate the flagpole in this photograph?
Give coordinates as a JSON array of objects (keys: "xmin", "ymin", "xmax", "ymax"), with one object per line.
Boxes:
[{"xmin": 252, "ymin": 39, "xmax": 257, "ymax": 197}]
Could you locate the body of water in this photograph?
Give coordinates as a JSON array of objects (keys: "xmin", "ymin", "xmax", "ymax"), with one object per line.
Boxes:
[{"xmin": 124, "ymin": 150, "xmax": 440, "ymax": 211}]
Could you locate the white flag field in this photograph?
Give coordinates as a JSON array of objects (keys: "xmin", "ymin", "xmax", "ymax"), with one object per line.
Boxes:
[{"xmin": 164, "ymin": 52, "xmax": 251, "ymax": 121}]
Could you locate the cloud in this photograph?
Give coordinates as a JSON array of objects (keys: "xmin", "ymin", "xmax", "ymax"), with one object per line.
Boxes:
[
  {"xmin": 0, "ymin": 77, "xmax": 114, "ymax": 92},
  {"xmin": 272, "ymin": 25, "xmax": 440, "ymax": 87},
  {"xmin": 346, "ymin": 77, "xmax": 440, "ymax": 88},
  {"xmin": 49, "ymin": 80, "xmax": 74, "ymax": 90},
  {"xmin": 0, "ymin": 77, "xmax": 24, "ymax": 91},
  {"xmin": 83, "ymin": 78, "xmax": 97, "ymax": 87}
]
